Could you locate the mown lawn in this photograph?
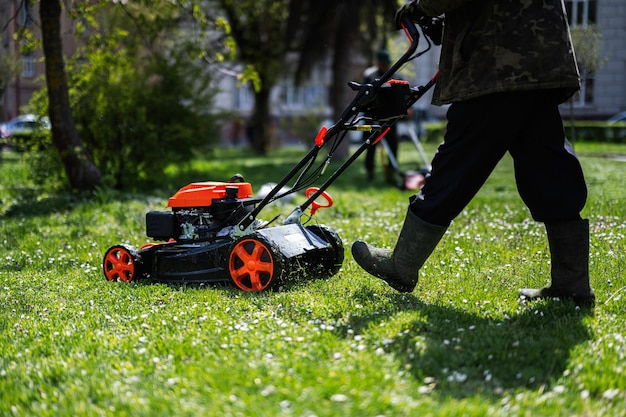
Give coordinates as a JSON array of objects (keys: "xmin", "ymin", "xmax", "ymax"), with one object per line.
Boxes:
[{"xmin": 1, "ymin": 140, "xmax": 624, "ymax": 416}]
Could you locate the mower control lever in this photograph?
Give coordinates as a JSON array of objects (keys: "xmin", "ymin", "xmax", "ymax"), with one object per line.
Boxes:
[{"xmin": 306, "ymin": 187, "xmax": 333, "ymax": 216}]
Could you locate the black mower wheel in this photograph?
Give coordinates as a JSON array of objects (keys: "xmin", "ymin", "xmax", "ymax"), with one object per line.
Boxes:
[
  {"xmin": 306, "ymin": 224, "xmax": 345, "ymax": 276},
  {"xmin": 103, "ymin": 244, "xmax": 143, "ymax": 283},
  {"xmin": 228, "ymin": 234, "xmax": 283, "ymax": 292}
]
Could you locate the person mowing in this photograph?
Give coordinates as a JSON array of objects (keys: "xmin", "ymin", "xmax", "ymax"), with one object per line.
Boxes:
[{"xmin": 352, "ymin": 0, "xmax": 595, "ymax": 305}]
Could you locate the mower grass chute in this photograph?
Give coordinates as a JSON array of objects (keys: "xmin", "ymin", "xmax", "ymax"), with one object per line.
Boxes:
[{"xmin": 103, "ymin": 17, "xmax": 434, "ymax": 291}]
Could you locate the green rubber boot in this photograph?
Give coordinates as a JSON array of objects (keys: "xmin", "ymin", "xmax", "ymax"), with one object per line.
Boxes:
[
  {"xmin": 519, "ymin": 219, "xmax": 595, "ymax": 305},
  {"xmin": 352, "ymin": 209, "xmax": 447, "ymax": 292}
]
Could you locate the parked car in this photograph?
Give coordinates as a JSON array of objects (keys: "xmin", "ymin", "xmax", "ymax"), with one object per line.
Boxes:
[
  {"xmin": 0, "ymin": 114, "xmax": 50, "ymax": 148},
  {"xmin": 607, "ymin": 111, "xmax": 626, "ymax": 125}
]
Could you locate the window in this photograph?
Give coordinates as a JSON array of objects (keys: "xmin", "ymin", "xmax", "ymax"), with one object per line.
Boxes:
[
  {"xmin": 21, "ymin": 52, "xmax": 36, "ymax": 78},
  {"xmin": 565, "ymin": 0, "xmax": 597, "ymax": 27},
  {"xmin": 18, "ymin": 1, "xmax": 35, "ymax": 27},
  {"xmin": 282, "ymin": 83, "xmax": 325, "ymax": 112},
  {"xmin": 234, "ymin": 83, "xmax": 254, "ymax": 112}
]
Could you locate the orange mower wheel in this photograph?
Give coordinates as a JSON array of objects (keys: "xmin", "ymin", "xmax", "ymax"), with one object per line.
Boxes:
[
  {"xmin": 103, "ymin": 244, "xmax": 142, "ymax": 283},
  {"xmin": 228, "ymin": 236, "xmax": 282, "ymax": 291}
]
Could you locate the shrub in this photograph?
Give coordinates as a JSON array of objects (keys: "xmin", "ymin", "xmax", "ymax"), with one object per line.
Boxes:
[
  {"xmin": 25, "ymin": 4, "xmax": 222, "ymax": 191},
  {"xmin": 422, "ymin": 120, "xmax": 446, "ymax": 143},
  {"xmin": 563, "ymin": 121, "xmax": 626, "ymax": 143},
  {"xmin": 421, "ymin": 120, "xmax": 626, "ymax": 144}
]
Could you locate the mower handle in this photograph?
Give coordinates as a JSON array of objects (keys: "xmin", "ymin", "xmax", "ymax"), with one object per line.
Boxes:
[
  {"xmin": 294, "ymin": 18, "xmax": 423, "ymax": 213},
  {"xmin": 235, "ymin": 18, "xmax": 427, "ymax": 234},
  {"xmin": 333, "ymin": 17, "xmax": 420, "ymax": 127}
]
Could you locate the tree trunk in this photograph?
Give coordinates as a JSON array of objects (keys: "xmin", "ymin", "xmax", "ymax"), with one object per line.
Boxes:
[
  {"xmin": 40, "ymin": 0, "xmax": 100, "ymax": 191},
  {"xmin": 330, "ymin": 0, "xmax": 358, "ymax": 160},
  {"xmin": 251, "ymin": 86, "xmax": 272, "ymax": 155}
]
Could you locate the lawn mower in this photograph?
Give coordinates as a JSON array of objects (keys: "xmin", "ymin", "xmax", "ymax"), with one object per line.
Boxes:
[{"xmin": 102, "ymin": 17, "xmax": 437, "ymax": 291}]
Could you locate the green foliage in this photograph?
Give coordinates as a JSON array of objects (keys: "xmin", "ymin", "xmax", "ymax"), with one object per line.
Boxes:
[
  {"xmin": 563, "ymin": 121, "xmax": 626, "ymax": 143},
  {"xmin": 71, "ymin": 50, "xmax": 217, "ymax": 189},
  {"xmin": 27, "ymin": 2, "xmax": 221, "ymax": 190},
  {"xmin": 0, "ymin": 39, "xmax": 21, "ymax": 95},
  {"xmin": 422, "ymin": 120, "xmax": 626, "ymax": 145},
  {"xmin": 422, "ymin": 121, "xmax": 447, "ymax": 143},
  {"xmin": 570, "ymin": 25, "xmax": 605, "ymax": 78},
  {"xmin": 1, "ymin": 141, "xmax": 625, "ymax": 416}
]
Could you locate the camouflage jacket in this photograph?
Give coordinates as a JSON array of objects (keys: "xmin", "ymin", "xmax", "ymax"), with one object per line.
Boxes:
[{"xmin": 416, "ymin": 0, "xmax": 580, "ymax": 105}]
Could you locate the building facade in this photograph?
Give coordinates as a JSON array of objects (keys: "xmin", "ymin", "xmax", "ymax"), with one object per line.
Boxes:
[
  {"xmin": 1, "ymin": 1, "xmax": 78, "ymax": 122},
  {"xmin": 583, "ymin": 0, "xmax": 626, "ymax": 118}
]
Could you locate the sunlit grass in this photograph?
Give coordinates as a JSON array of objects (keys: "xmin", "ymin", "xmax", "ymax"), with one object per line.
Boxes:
[{"xmin": 1, "ymin": 141, "xmax": 625, "ymax": 416}]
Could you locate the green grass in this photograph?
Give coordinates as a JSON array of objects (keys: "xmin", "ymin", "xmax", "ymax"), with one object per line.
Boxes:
[{"xmin": 1, "ymin": 141, "xmax": 625, "ymax": 416}]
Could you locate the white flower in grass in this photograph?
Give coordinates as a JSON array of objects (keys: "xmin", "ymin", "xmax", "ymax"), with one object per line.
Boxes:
[
  {"xmin": 418, "ymin": 385, "xmax": 431, "ymax": 394},
  {"xmin": 330, "ymin": 394, "xmax": 348, "ymax": 402},
  {"xmin": 447, "ymin": 371, "xmax": 467, "ymax": 383},
  {"xmin": 602, "ymin": 388, "xmax": 620, "ymax": 400},
  {"xmin": 483, "ymin": 370, "xmax": 492, "ymax": 382}
]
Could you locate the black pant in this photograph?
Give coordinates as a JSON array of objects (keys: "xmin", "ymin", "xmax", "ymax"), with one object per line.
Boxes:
[{"xmin": 410, "ymin": 90, "xmax": 587, "ymax": 226}]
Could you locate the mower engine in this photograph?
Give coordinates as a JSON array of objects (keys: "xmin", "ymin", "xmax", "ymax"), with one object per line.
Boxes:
[{"xmin": 146, "ymin": 181, "xmax": 258, "ymax": 242}]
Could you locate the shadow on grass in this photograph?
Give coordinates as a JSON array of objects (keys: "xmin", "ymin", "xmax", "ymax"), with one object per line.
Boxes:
[
  {"xmin": 2, "ymin": 145, "xmax": 385, "ymax": 219},
  {"xmin": 339, "ymin": 287, "xmax": 593, "ymax": 398},
  {"xmin": 1, "ymin": 188, "xmax": 87, "ymax": 218},
  {"xmin": 159, "ymin": 146, "xmax": 390, "ymax": 194}
]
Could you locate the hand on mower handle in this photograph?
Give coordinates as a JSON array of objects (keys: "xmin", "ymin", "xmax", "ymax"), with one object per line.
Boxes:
[
  {"xmin": 395, "ymin": 1, "xmax": 423, "ymax": 30},
  {"xmin": 418, "ymin": 15, "xmax": 443, "ymax": 45},
  {"xmin": 395, "ymin": 2, "xmax": 443, "ymax": 46}
]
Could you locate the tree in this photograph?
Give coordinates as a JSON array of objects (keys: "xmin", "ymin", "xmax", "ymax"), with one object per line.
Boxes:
[
  {"xmin": 0, "ymin": 45, "xmax": 21, "ymax": 111},
  {"xmin": 213, "ymin": 0, "xmax": 290, "ymax": 155},
  {"xmin": 212, "ymin": 0, "xmax": 399, "ymax": 156},
  {"xmin": 570, "ymin": 24, "xmax": 604, "ymax": 106},
  {"xmin": 25, "ymin": 0, "xmax": 223, "ymax": 190},
  {"xmin": 286, "ymin": 0, "xmax": 399, "ymax": 158},
  {"xmin": 39, "ymin": 0, "xmax": 101, "ymax": 191},
  {"xmin": 65, "ymin": 1, "xmax": 219, "ymax": 190},
  {"xmin": 568, "ymin": 24, "xmax": 605, "ymax": 145}
]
